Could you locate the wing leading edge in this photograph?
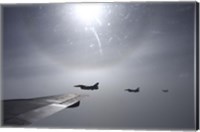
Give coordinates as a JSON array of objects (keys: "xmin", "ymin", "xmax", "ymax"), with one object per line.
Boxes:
[{"xmin": 3, "ymin": 94, "xmax": 88, "ymax": 126}]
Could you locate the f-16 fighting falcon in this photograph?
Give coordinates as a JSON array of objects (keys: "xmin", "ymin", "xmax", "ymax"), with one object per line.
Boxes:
[
  {"xmin": 74, "ymin": 82, "xmax": 99, "ymax": 90},
  {"xmin": 125, "ymin": 87, "xmax": 140, "ymax": 93}
]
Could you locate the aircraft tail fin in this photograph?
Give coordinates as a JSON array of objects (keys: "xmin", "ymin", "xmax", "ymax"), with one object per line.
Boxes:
[{"xmin": 94, "ymin": 82, "xmax": 99, "ymax": 86}]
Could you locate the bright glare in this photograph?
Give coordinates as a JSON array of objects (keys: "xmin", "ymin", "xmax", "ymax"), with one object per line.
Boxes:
[{"xmin": 74, "ymin": 4, "xmax": 103, "ymax": 25}]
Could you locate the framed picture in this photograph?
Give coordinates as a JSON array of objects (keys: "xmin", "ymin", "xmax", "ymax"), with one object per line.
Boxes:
[{"xmin": 1, "ymin": 1, "xmax": 199, "ymax": 130}]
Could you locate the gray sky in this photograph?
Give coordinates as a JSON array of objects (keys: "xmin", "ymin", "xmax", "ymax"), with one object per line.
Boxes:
[{"xmin": 2, "ymin": 2, "xmax": 196, "ymax": 129}]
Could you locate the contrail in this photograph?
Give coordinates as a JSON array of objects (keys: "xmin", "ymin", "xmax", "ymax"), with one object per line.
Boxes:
[
  {"xmin": 90, "ymin": 27, "xmax": 103, "ymax": 56},
  {"xmin": 95, "ymin": 17, "xmax": 102, "ymax": 26}
]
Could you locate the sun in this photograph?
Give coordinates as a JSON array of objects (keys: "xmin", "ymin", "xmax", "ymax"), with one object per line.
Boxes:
[{"xmin": 74, "ymin": 4, "xmax": 103, "ymax": 25}]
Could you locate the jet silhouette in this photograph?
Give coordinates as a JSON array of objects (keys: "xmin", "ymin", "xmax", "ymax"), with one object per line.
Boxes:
[
  {"xmin": 74, "ymin": 82, "xmax": 99, "ymax": 90},
  {"xmin": 162, "ymin": 89, "xmax": 169, "ymax": 93},
  {"xmin": 125, "ymin": 87, "xmax": 140, "ymax": 93}
]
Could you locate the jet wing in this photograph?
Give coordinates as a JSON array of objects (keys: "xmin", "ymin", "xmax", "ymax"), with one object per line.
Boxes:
[{"xmin": 3, "ymin": 94, "xmax": 88, "ymax": 126}]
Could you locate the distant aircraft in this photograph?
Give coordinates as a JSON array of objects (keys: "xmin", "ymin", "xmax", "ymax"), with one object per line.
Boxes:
[
  {"xmin": 74, "ymin": 82, "xmax": 99, "ymax": 90},
  {"xmin": 3, "ymin": 94, "xmax": 88, "ymax": 126},
  {"xmin": 125, "ymin": 87, "xmax": 140, "ymax": 93},
  {"xmin": 162, "ymin": 89, "xmax": 169, "ymax": 93}
]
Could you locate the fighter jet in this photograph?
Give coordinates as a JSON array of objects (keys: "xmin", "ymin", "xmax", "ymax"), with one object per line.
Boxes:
[
  {"xmin": 125, "ymin": 87, "xmax": 140, "ymax": 93},
  {"xmin": 162, "ymin": 89, "xmax": 169, "ymax": 93},
  {"xmin": 74, "ymin": 82, "xmax": 99, "ymax": 90},
  {"xmin": 3, "ymin": 94, "xmax": 88, "ymax": 126}
]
